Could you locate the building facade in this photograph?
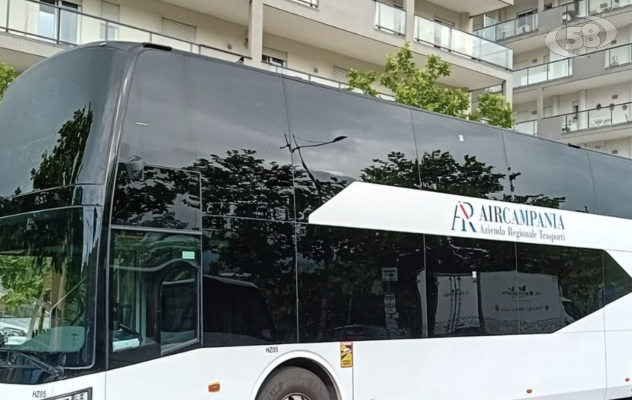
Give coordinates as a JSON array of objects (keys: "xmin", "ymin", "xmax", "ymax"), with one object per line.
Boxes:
[
  {"xmin": 475, "ymin": 0, "xmax": 632, "ymax": 156},
  {"xmin": 0, "ymin": 0, "xmax": 514, "ymax": 109}
]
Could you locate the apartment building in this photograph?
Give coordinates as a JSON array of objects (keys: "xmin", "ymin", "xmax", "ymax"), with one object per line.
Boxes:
[
  {"xmin": 475, "ymin": 0, "xmax": 632, "ymax": 157},
  {"xmin": 0, "ymin": 0, "xmax": 514, "ymax": 106}
]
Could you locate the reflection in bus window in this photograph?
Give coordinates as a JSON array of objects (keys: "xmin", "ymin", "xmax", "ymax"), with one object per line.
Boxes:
[
  {"xmin": 202, "ymin": 276, "xmax": 276, "ymax": 347},
  {"xmin": 108, "ymin": 231, "xmax": 201, "ymax": 368}
]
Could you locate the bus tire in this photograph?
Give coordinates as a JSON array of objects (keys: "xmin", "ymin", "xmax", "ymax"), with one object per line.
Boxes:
[{"xmin": 257, "ymin": 366, "xmax": 332, "ymax": 400}]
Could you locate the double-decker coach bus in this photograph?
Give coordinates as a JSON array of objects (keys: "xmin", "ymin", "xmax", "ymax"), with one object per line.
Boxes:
[{"xmin": 2, "ymin": 42, "xmax": 632, "ymax": 400}]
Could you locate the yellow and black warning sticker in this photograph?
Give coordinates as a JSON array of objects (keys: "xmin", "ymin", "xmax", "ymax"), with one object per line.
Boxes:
[{"xmin": 340, "ymin": 342, "xmax": 353, "ymax": 368}]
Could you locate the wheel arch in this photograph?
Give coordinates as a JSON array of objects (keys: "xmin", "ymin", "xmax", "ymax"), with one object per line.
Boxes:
[{"xmin": 249, "ymin": 351, "xmax": 344, "ymax": 400}]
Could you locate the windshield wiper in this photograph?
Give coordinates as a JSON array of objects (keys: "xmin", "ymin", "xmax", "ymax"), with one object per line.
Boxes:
[{"xmin": 0, "ymin": 349, "xmax": 64, "ymax": 378}]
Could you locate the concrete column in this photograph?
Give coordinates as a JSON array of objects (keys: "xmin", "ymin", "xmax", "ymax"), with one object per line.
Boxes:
[
  {"xmin": 503, "ymin": 78, "xmax": 513, "ymax": 105},
  {"xmin": 538, "ymin": 0, "xmax": 545, "ymax": 12},
  {"xmin": 460, "ymin": 12, "xmax": 473, "ymax": 33},
  {"xmin": 247, "ymin": 0, "xmax": 264, "ymax": 68},
  {"xmin": 536, "ymin": 87, "xmax": 544, "ymax": 127},
  {"xmin": 579, "ymin": 89, "xmax": 587, "ymax": 130},
  {"xmin": 405, "ymin": 0, "xmax": 416, "ymax": 43},
  {"xmin": 552, "ymin": 95, "xmax": 560, "ymax": 115}
]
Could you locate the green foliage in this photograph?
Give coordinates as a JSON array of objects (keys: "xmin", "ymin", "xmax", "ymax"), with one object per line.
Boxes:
[
  {"xmin": 31, "ymin": 105, "xmax": 93, "ymax": 189},
  {"xmin": 472, "ymin": 92, "xmax": 514, "ymax": 129},
  {"xmin": 0, "ymin": 256, "xmax": 49, "ymax": 312},
  {"xmin": 347, "ymin": 42, "xmax": 514, "ymax": 129},
  {"xmin": 0, "ymin": 62, "xmax": 17, "ymax": 103}
]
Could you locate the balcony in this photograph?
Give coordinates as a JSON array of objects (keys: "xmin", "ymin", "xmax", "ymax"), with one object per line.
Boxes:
[
  {"xmin": 414, "ymin": 16, "xmax": 513, "ymax": 70},
  {"xmin": 559, "ymin": 102, "xmax": 632, "ymax": 133},
  {"xmin": 267, "ymin": 63, "xmax": 396, "ymax": 101},
  {"xmin": 514, "ymin": 120, "xmax": 538, "ymax": 135},
  {"xmin": 475, "ymin": 14, "xmax": 539, "ymax": 42},
  {"xmin": 374, "ymin": 1, "xmax": 406, "ymax": 37},
  {"xmin": 0, "ymin": 0, "xmax": 245, "ymax": 70},
  {"xmin": 514, "ymin": 58, "xmax": 573, "ymax": 88},
  {"xmin": 561, "ymin": 0, "xmax": 632, "ymax": 22},
  {"xmin": 539, "ymin": 101, "xmax": 632, "ymax": 142}
]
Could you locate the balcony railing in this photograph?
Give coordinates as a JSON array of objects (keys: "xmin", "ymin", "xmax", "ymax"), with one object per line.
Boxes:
[
  {"xmin": 514, "ymin": 120, "xmax": 538, "ymax": 135},
  {"xmin": 415, "ymin": 16, "xmax": 513, "ymax": 70},
  {"xmin": 513, "ymin": 58, "xmax": 573, "ymax": 88},
  {"xmin": 605, "ymin": 43, "xmax": 632, "ymax": 68},
  {"xmin": 561, "ymin": 0, "xmax": 632, "ymax": 22},
  {"xmin": 266, "ymin": 64, "xmax": 396, "ymax": 101},
  {"xmin": 290, "ymin": 0, "xmax": 319, "ymax": 8},
  {"xmin": 0, "ymin": 0, "xmax": 246, "ymax": 60},
  {"xmin": 374, "ymin": 1, "xmax": 406, "ymax": 36},
  {"xmin": 555, "ymin": 101, "xmax": 632, "ymax": 133},
  {"xmin": 475, "ymin": 14, "xmax": 539, "ymax": 42}
]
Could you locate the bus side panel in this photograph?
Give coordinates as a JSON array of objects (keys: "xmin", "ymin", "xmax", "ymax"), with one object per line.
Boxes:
[
  {"xmin": 603, "ymin": 251, "xmax": 632, "ymax": 399},
  {"xmin": 105, "ymin": 344, "xmax": 353, "ymax": 400},
  {"xmin": 353, "ymin": 333, "xmax": 606, "ymax": 400},
  {"xmin": 0, "ymin": 373, "xmax": 105, "ymax": 400}
]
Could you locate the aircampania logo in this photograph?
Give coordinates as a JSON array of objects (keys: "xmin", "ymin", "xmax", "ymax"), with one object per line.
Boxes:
[{"xmin": 451, "ymin": 201, "xmax": 566, "ymax": 243}]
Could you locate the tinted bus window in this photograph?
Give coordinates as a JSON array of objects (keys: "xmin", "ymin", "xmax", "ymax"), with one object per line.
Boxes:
[
  {"xmin": 587, "ymin": 151, "xmax": 632, "ymax": 219},
  {"xmin": 412, "ymin": 114, "xmax": 510, "ymax": 200},
  {"xmin": 603, "ymin": 252, "xmax": 632, "ymax": 306},
  {"xmin": 283, "ymin": 80, "xmax": 418, "ymax": 222},
  {"xmin": 296, "ymin": 224, "xmax": 424, "ymax": 342},
  {"xmin": 516, "ymin": 243, "xmax": 603, "ymax": 333},
  {"xmin": 424, "ymin": 235, "xmax": 519, "ymax": 337},
  {"xmin": 202, "ymin": 217, "xmax": 297, "ymax": 345},
  {"xmin": 118, "ymin": 50, "xmax": 192, "ymax": 168},
  {"xmin": 184, "ymin": 57, "xmax": 294, "ymax": 222},
  {"xmin": 502, "ymin": 133, "xmax": 597, "ymax": 213}
]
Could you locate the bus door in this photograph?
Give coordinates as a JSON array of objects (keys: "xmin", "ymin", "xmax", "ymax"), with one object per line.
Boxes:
[{"xmin": 107, "ymin": 162, "xmax": 204, "ymax": 370}]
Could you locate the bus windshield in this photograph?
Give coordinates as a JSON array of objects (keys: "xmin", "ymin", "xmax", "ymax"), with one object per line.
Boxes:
[{"xmin": 0, "ymin": 207, "xmax": 97, "ymax": 371}]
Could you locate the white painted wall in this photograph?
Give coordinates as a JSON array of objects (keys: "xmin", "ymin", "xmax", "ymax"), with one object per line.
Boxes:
[
  {"xmin": 514, "ymin": 100, "xmax": 538, "ymax": 122},
  {"xmin": 585, "ymin": 138, "xmax": 632, "ymax": 157},
  {"xmin": 414, "ymin": 0, "xmax": 464, "ymax": 29}
]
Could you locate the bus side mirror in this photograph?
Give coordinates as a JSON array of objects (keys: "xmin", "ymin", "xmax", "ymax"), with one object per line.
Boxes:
[{"xmin": 125, "ymin": 156, "xmax": 145, "ymax": 182}]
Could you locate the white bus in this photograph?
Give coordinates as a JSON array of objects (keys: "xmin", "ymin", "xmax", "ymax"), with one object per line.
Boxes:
[{"xmin": 1, "ymin": 42, "xmax": 632, "ymax": 400}]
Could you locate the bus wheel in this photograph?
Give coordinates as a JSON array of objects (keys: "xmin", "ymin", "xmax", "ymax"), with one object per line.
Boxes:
[{"xmin": 257, "ymin": 366, "xmax": 332, "ymax": 400}]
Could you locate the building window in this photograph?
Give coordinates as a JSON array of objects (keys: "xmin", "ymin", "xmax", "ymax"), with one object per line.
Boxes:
[
  {"xmin": 162, "ymin": 18, "xmax": 197, "ymax": 42},
  {"xmin": 333, "ymin": 66, "xmax": 350, "ymax": 83},
  {"xmin": 38, "ymin": 0, "xmax": 79, "ymax": 44},
  {"xmin": 101, "ymin": 2, "xmax": 120, "ymax": 40},
  {"xmin": 262, "ymin": 48, "xmax": 287, "ymax": 69}
]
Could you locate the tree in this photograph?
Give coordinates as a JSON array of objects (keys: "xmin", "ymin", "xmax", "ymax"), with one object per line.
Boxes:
[
  {"xmin": 0, "ymin": 62, "xmax": 17, "ymax": 104},
  {"xmin": 347, "ymin": 42, "xmax": 514, "ymax": 129}
]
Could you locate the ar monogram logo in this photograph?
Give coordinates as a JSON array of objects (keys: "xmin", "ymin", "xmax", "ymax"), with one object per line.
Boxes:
[{"xmin": 451, "ymin": 201, "xmax": 476, "ymax": 233}]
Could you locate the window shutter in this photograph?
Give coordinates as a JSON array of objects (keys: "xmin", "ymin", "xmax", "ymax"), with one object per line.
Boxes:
[
  {"xmin": 101, "ymin": 1, "xmax": 120, "ymax": 21},
  {"xmin": 262, "ymin": 47, "xmax": 287, "ymax": 61},
  {"xmin": 334, "ymin": 66, "xmax": 350, "ymax": 82},
  {"xmin": 162, "ymin": 18, "xmax": 196, "ymax": 42}
]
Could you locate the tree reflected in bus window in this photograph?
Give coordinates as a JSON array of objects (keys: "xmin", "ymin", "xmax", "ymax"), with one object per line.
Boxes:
[
  {"xmin": 296, "ymin": 224, "xmax": 424, "ymax": 343},
  {"xmin": 202, "ymin": 217, "xmax": 296, "ymax": 346},
  {"xmin": 283, "ymin": 79, "xmax": 419, "ymax": 222},
  {"xmin": 412, "ymin": 112, "xmax": 511, "ymax": 200},
  {"xmin": 516, "ymin": 244, "xmax": 603, "ymax": 333},
  {"xmin": 184, "ymin": 57, "xmax": 294, "ymax": 222},
  {"xmin": 112, "ymin": 164, "xmax": 202, "ymax": 231}
]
